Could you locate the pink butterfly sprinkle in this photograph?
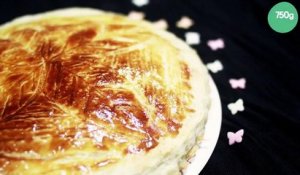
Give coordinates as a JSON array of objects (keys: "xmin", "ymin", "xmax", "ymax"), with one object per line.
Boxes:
[
  {"xmin": 207, "ymin": 38, "xmax": 225, "ymax": 51},
  {"xmin": 176, "ymin": 16, "xmax": 194, "ymax": 29},
  {"xmin": 227, "ymin": 129, "xmax": 244, "ymax": 145},
  {"xmin": 153, "ymin": 19, "xmax": 168, "ymax": 30},
  {"xmin": 128, "ymin": 11, "xmax": 145, "ymax": 20},
  {"xmin": 229, "ymin": 78, "xmax": 246, "ymax": 89}
]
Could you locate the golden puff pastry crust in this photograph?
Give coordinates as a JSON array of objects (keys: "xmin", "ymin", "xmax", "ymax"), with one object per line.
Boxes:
[{"xmin": 0, "ymin": 8, "xmax": 210, "ymax": 175}]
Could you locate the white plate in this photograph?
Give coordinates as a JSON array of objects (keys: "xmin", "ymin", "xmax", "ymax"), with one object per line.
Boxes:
[{"xmin": 184, "ymin": 77, "xmax": 222, "ymax": 175}]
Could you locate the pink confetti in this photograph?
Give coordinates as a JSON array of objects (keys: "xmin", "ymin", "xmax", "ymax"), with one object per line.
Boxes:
[
  {"xmin": 176, "ymin": 16, "xmax": 194, "ymax": 29},
  {"xmin": 128, "ymin": 11, "xmax": 145, "ymax": 20},
  {"xmin": 153, "ymin": 19, "xmax": 168, "ymax": 30},
  {"xmin": 229, "ymin": 78, "xmax": 246, "ymax": 89},
  {"xmin": 227, "ymin": 129, "xmax": 244, "ymax": 145},
  {"xmin": 207, "ymin": 38, "xmax": 225, "ymax": 51}
]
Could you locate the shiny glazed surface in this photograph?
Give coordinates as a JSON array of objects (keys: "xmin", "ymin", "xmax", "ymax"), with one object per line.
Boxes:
[{"xmin": 0, "ymin": 15, "xmax": 193, "ymax": 173}]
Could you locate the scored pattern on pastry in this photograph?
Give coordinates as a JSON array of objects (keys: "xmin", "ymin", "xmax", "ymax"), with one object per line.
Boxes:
[{"xmin": 0, "ymin": 15, "xmax": 193, "ymax": 173}]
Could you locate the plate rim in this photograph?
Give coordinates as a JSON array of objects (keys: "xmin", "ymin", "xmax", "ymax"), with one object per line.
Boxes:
[{"xmin": 184, "ymin": 76, "xmax": 222, "ymax": 175}]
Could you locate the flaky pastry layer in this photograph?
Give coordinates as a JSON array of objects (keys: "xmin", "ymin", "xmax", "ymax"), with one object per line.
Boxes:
[{"xmin": 0, "ymin": 8, "xmax": 210, "ymax": 175}]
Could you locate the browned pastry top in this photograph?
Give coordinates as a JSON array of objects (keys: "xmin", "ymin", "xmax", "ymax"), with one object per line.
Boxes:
[{"xmin": 0, "ymin": 15, "xmax": 193, "ymax": 173}]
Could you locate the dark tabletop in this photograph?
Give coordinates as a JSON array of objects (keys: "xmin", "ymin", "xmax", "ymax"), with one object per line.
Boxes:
[{"xmin": 0, "ymin": 0, "xmax": 299, "ymax": 175}]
